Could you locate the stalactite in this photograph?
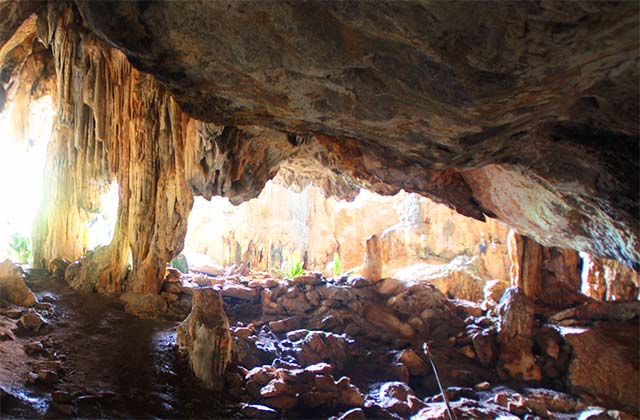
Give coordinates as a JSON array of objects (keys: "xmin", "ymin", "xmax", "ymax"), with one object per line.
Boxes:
[{"xmin": 33, "ymin": 5, "xmax": 194, "ymax": 294}]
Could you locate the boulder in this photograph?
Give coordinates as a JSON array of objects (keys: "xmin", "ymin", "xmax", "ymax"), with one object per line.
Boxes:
[
  {"xmin": 176, "ymin": 287, "xmax": 232, "ymax": 390},
  {"xmin": 561, "ymin": 321, "xmax": 639, "ymax": 413},
  {"xmin": 397, "ymin": 349, "xmax": 430, "ymax": 376},
  {"xmin": 17, "ymin": 310, "xmax": 45, "ymax": 332},
  {"xmin": 377, "ymin": 381, "xmax": 415, "ymax": 417},
  {"xmin": 292, "ymin": 331, "xmax": 355, "ymax": 369},
  {"xmin": 120, "ymin": 292, "xmax": 168, "ymax": 319},
  {"xmin": 222, "ymin": 283, "xmax": 259, "ymax": 301},
  {"xmin": 363, "ymin": 304, "xmax": 416, "ymax": 339},
  {"xmin": 0, "ymin": 260, "xmax": 36, "ymax": 307},
  {"xmin": 496, "ymin": 287, "xmax": 541, "ymax": 382}
]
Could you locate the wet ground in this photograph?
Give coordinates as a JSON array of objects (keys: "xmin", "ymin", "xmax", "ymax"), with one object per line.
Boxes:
[{"xmin": 1, "ymin": 270, "xmax": 241, "ymax": 419}]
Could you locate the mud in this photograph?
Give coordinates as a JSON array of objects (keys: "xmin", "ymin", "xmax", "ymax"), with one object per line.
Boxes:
[{"xmin": 1, "ymin": 270, "xmax": 240, "ymax": 419}]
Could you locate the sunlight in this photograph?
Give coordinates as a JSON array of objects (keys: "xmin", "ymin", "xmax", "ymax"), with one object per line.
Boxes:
[
  {"xmin": 0, "ymin": 96, "xmax": 54, "ymax": 261},
  {"xmin": 85, "ymin": 180, "xmax": 119, "ymax": 251}
]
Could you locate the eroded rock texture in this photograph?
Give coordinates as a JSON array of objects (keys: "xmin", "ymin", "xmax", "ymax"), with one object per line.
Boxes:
[
  {"xmin": 0, "ymin": 0, "xmax": 637, "ymax": 295},
  {"xmin": 72, "ymin": 0, "xmax": 640, "ymax": 269}
]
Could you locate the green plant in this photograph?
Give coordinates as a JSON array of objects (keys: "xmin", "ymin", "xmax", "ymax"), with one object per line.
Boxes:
[
  {"xmin": 331, "ymin": 253, "xmax": 342, "ymax": 277},
  {"xmin": 8, "ymin": 233, "xmax": 32, "ymax": 264},
  {"xmin": 275, "ymin": 250, "xmax": 305, "ymax": 279}
]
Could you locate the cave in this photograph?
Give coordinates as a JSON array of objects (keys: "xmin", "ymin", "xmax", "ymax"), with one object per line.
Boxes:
[{"xmin": 0, "ymin": 1, "xmax": 638, "ymax": 419}]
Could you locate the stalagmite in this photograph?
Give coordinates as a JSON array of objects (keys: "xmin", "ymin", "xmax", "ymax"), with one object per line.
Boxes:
[{"xmin": 363, "ymin": 234, "xmax": 383, "ymax": 282}]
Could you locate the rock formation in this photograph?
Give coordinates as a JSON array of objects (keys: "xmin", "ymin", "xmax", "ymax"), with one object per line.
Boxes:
[
  {"xmin": 0, "ymin": 260, "xmax": 36, "ymax": 307},
  {"xmin": 0, "ymin": 1, "xmax": 636, "ymax": 293},
  {"xmin": 177, "ymin": 287, "xmax": 232, "ymax": 390}
]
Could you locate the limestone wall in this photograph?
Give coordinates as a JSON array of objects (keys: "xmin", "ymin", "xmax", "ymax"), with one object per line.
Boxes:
[{"xmin": 184, "ymin": 182, "xmax": 512, "ymax": 281}]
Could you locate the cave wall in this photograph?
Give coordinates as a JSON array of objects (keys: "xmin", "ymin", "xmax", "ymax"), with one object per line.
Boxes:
[
  {"xmin": 0, "ymin": 1, "xmax": 637, "ymax": 297},
  {"xmin": 31, "ymin": 4, "xmax": 194, "ymax": 294}
]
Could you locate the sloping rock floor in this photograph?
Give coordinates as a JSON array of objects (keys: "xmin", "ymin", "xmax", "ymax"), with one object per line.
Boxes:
[{"xmin": 0, "ymin": 267, "xmax": 638, "ymax": 419}]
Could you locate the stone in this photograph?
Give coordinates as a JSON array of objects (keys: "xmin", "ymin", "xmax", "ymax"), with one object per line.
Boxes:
[
  {"xmin": 35, "ymin": 302, "xmax": 53, "ymax": 311},
  {"xmin": 241, "ymin": 403, "xmax": 278, "ymax": 419},
  {"xmin": 363, "ymin": 234, "xmax": 383, "ymax": 282},
  {"xmin": 397, "ymin": 349, "xmax": 429, "ymax": 376},
  {"xmin": 245, "ymin": 366, "xmax": 276, "ymax": 386},
  {"xmin": 336, "ymin": 384, "xmax": 365, "ymax": 407},
  {"xmin": 48, "ymin": 258, "xmax": 70, "ymax": 277},
  {"xmin": 451, "ymin": 299, "xmax": 484, "ymax": 318},
  {"xmin": 24, "ymin": 341, "xmax": 45, "ymax": 356},
  {"xmin": 17, "ymin": 310, "xmax": 45, "ymax": 332},
  {"xmin": 269, "ymin": 317, "xmax": 301, "ymax": 333},
  {"xmin": 176, "ymin": 288, "xmax": 232, "ymax": 390},
  {"xmin": 377, "ymin": 278, "xmax": 404, "ymax": 296},
  {"xmin": 26, "ymin": 372, "xmax": 38, "ymax": 384},
  {"xmin": 0, "ymin": 260, "xmax": 36, "ymax": 307},
  {"xmin": 222, "ymin": 283, "xmax": 259, "ymax": 301},
  {"xmin": 37, "ymin": 369, "xmax": 59, "ymax": 384},
  {"xmin": 474, "ymin": 381, "xmax": 491, "ymax": 391},
  {"xmin": 294, "ymin": 331, "xmax": 355, "ymax": 369},
  {"xmin": 302, "ymin": 391, "xmax": 338, "ymax": 408},
  {"xmin": 363, "ymin": 304, "xmax": 416, "ymax": 339},
  {"xmin": 562, "ymin": 321, "xmax": 639, "ymax": 413},
  {"xmin": 292, "ymin": 274, "xmax": 322, "ymax": 286},
  {"xmin": 51, "ymin": 402, "xmax": 75, "ymax": 416},
  {"xmin": 337, "ymin": 408, "xmax": 367, "ymax": 420},
  {"xmin": 161, "ymin": 291, "xmax": 179, "ymax": 302},
  {"xmin": 471, "ymin": 331, "xmax": 496, "ymax": 368},
  {"xmin": 496, "ymin": 287, "xmax": 541, "ymax": 382},
  {"xmin": 305, "ymin": 362, "xmax": 333, "ymax": 375},
  {"xmin": 120, "ymin": 292, "xmax": 168, "ymax": 319},
  {"xmin": 52, "ymin": 390, "xmax": 73, "ymax": 403},
  {"xmin": 285, "ymin": 329, "xmax": 309, "ymax": 342},
  {"xmin": 263, "ymin": 395, "xmax": 298, "ymax": 410},
  {"xmin": 377, "ymin": 382, "xmax": 415, "ymax": 417}
]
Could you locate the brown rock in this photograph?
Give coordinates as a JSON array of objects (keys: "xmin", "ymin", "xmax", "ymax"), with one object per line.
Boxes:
[
  {"xmin": 0, "ymin": 260, "xmax": 36, "ymax": 307},
  {"xmin": 398, "ymin": 349, "xmax": 430, "ymax": 376},
  {"xmin": 120, "ymin": 292, "xmax": 168, "ymax": 319},
  {"xmin": 472, "ymin": 331, "xmax": 496, "ymax": 367},
  {"xmin": 294, "ymin": 331, "xmax": 354, "ymax": 369},
  {"xmin": 562, "ymin": 321, "xmax": 639, "ymax": 412},
  {"xmin": 37, "ymin": 369, "xmax": 59, "ymax": 384},
  {"xmin": 496, "ymin": 287, "xmax": 541, "ymax": 382},
  {"xmin": 363, "ymin": 304, "xmax": 416, "ymax": 339},
  {"xmin": 263, "ymin": 395, "xmax": 298, "ymax": 410},
  {"xmin": 17, "ymin": 310, "xmax": 45, "ymax": 332},
  {"xmin": 269, "ymin": 317, "xmax": 301, "ymax": 333},
  {"xmin": 223, "ymin": 283, "xmax": 259, "ymax": 301},
  {"xmin": 482, "ymin": 279, "xmax": 509, "ymax": 309}
]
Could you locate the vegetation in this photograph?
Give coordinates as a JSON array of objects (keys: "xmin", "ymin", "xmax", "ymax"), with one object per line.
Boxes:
[
  {"xmin": 170, "ymin": 254, "xmax": 189, "ymax": 274},
  {"xmin": 331, "ymin": 252, "xmax": 342, "ymax": 277},
  {"xmin": 275, "ymin": 250, "xmax": 305, "ymax": 279},
  {"xmin": 8, "ymin": 233, "xmax": 32, "ymax": 264}
]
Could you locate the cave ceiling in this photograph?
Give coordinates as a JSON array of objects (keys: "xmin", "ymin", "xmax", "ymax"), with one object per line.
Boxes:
[{"xmin": 0, "ymin": 0, "xmax": 638, "ymax": 269}]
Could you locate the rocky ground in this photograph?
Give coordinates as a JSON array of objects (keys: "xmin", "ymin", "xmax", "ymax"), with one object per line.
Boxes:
[{"xmin": 0, "ymin": 262, "xmax": 638, "ymax": 419}]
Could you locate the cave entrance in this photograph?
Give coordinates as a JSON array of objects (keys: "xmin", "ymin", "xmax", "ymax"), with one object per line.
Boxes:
[
  {"xmin": 182, "ymin": 179, "xmax": 512, "ymax": 303},
  {"xmin": 84, "ymin": 180, "xmax": 119, "ymax": 253},
  {"xmin": 0, "ymin": 96, "xmax": 54, "ymax": 264}
]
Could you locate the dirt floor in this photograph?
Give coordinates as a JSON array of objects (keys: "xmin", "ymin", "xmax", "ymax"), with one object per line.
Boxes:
[{"xmin": 0, "ymin": 270, "xmax": 240, "ymax": 419}]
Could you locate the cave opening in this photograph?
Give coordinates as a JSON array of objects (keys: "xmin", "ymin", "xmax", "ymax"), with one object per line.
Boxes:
[
  {"xmin": 0, "ymin": 2, "xmax": 638, "ymax": 420},
  {"xmin": 0, "ymin": 95, "xmax": 53, "ymax": 264}
]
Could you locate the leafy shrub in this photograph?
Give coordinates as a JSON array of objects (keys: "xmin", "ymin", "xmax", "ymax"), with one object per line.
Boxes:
[
  {"xmin": 331, "ymin": 253, "xmax": 342, "ymax": 277},
  {"xmin": 275, "ymin": 250, "xmax": 305, "ymax": 279},
  {"xmin": 8, "ymin": 233, "xmax": 32, "ymax": 264}
]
